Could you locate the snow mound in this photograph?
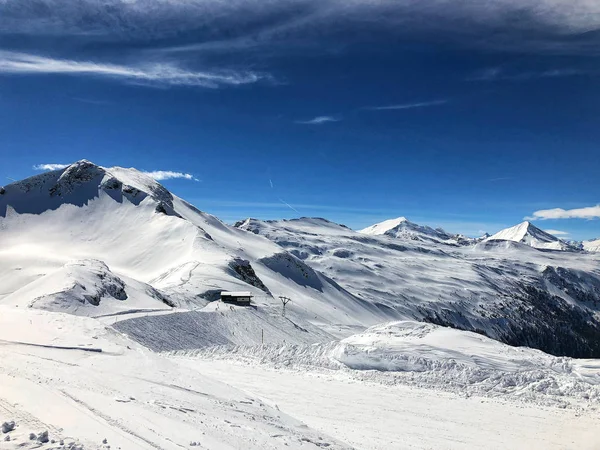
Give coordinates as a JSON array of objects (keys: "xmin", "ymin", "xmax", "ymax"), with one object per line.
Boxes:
[
  {"xmin": 2, "ymin": 259, "xmax": 173, "ymax": 316},
  {"xmin": 485, "ymin": 221, "xmax": 574, "ymax": 251}
]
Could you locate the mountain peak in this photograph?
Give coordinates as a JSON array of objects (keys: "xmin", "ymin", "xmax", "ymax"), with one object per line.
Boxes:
[
  {"xmin": 359, "ymin": 217, "xmax": 453, "ymax": 243},
  {"xmin": 0, "ymin": 160, "xmax": 175, "ymax": 218},
  {"xmin": 359, "ymin": 217, "xmax": 409, "ymax": 235},
  {"xmin": 486, "ymin": 221, "xmax": 573, "ymax": 251}
]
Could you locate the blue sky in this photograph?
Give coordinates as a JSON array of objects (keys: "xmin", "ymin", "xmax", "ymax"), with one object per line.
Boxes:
[{"xmin": 0, "ymin": 1, "xmax": 599, "ymax": 240}]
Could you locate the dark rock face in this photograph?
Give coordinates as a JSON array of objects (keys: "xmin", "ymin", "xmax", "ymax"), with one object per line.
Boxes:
[{"xmin": 228, "ymin": 258, "xmax": 270, "ymax": 294}]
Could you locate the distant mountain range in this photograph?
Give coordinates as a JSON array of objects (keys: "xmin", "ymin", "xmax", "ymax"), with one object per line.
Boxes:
[
  {"xmin": 360, "ymin": 216, "xmax": 596, "ymax": 252},
  {"xmin": 1, "ymin": 160, "xmax": 600, "ymax": 358}
]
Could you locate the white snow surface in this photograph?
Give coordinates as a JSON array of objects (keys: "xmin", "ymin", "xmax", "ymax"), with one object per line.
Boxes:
[
  {"xmin": 0, "ymin": 306, "xmax": 349, "ymax": 450},
  {"xmin": 180, "ymin": 360, "xmax": 600, "ymax": 450},
  {"xmin": 583, "ymin": 238, "xmax": 600, "ymax": 252}
]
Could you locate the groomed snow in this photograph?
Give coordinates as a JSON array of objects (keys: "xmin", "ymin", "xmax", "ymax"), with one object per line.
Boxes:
[{"xmin": 0, "ymin": 306, "xmax": 350, "ymax": 450}]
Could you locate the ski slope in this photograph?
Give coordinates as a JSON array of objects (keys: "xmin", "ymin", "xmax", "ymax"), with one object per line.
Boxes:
[
  {"xmin": 173, "ymin": 320, "xmax": 600, "ymax": 450},
  {"xmin": 0, "ymin": 306, "xmax": 349, "ymax": 450}
]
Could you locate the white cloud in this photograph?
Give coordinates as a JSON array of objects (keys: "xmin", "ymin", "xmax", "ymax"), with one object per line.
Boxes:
[
  {"xmin": 295, "ymin": 116, "xmax": 340, "ymax": 125},
  {"xmin": 0, "ymin": 51, "xmax": 267, "ymax": 88},
  {"xmin": 364, "ymin": 100, "xmax": 448, "ymax": 111},
  {"xmin": 33, "ymin": 163, "xmax": 70, "ymax": 171},
  {"xmin": 544, "ymin": 229, "xmax": 569, "ymax": 236},
  {"xmin": 526, "ymin": 205, "xmax": 600, "ymax": 220},
  {"xmin": 142, "ymin": 171, "xmax": 200, "ymax": 182}
]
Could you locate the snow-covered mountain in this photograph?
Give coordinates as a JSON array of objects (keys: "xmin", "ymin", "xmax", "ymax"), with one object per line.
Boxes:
[
  {"xmin": 359, "ymin": 216, "xmax": 480, "ymax": 246},
  {"xmin": 2, "ymin": 162, "xmax": 600, "ymax": 359},
  {"xmin": 360, "ymin": 217, "xmax": 451, "ymax": 242},
  {"xmin": 0, "ymin": 160, "xmax": 386, "ymax": 329},
  {"xmin": 583, "ymin": 238, "xmax": 600, "ymax": 253},
  {"xmin": 485, "ymin": 221, "xmax": 575, "ymax": 251},
  {"xmin": 237, "ymin": 217, "xmax": 600, "ymax": 358}
]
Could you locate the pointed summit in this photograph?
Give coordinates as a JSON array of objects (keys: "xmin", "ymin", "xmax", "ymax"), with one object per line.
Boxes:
[
  {"xmin": 486, "ymin": 221, "xmax": 574, "ymax": 251},
  {"xmin": 359, "ymin": 217, "xmax": 409, "ymax": 236}
]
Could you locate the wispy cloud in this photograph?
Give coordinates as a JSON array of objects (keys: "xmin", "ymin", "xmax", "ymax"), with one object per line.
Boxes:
[
  {"xmin": 0, "ymin": 51, "xmax": 268, "ymax": 88},
  {"xmin": 295, "ymin": 116, "xmax": 340, "ymax": 125},
  {"xmin": 526, "ymin": 205, "xmax": 600, "ymax": 220},
  {"xmin": 364, "ymin": 100, "xmax": 448, "ymax": 111},
  {"xmin": 544, "ymin": 229, "xmax": 569, "ymax": 236},
  {"xmin": 471, "ymin": 67, "xmax": 597, "ymax": 81},
  {"xmin": 489, "ymin": 176, "xmax": 513, "ymax": 182},
  {"xmin": 142, "ymin": 171, "xmax": 200, "ymax": 182},
  {"xmin": 33, "ymin": 163, "xmax": 70, "ymax": 171}
]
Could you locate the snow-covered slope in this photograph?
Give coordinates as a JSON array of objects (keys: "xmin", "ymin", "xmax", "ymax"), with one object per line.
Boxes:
[
  {"xmin": 0, "ymin": 306, "xmax": 349, "ymax": 450},
  {"xmin": 584, "ymin": 238, "xmax": 600, "ymax": 253},
  {"xmin": 237, "ymin": 217, "xmax": 600, "ymax": 358},
  {"xmin": 0, "ymin": 161, "xmax": 386, "ymax": 330},
  {"xmin": 485, "ymin": 221, "xmax": 574, "ymax": 251}
]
